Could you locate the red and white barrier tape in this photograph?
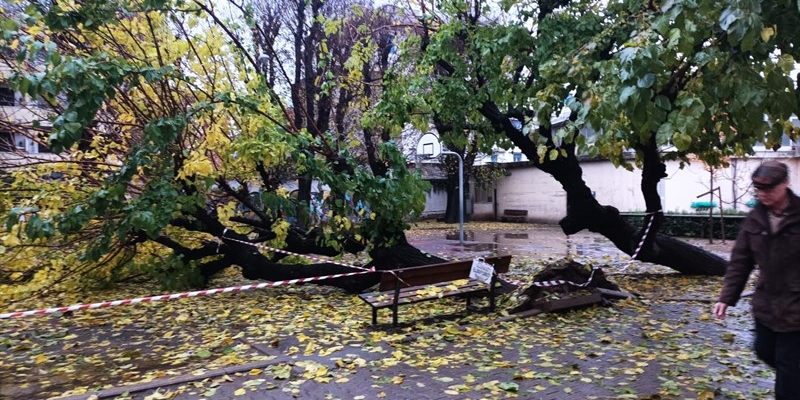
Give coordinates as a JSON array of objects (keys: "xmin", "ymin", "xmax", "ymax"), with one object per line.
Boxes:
[
  {"xmin": 620, "ymin": 209, "xmax": 661, "ymax": 272},
  {"xmin": 531, "ymin": 266, "xmax": 599, "ymax": 288},
  {"xmin": 630, "ymin": 210, "xmax": 661, "ymax": 261},
  {"xmin": 529, "ymin": 211, "xmax": 661, "ymax": 288},
  {"xmin": 0, "ymin": 269, "xmax": 374, "ymax": 319},
  {"xmin": 221, "ymin": 229, "xmax": 372, "ymax": 272}
]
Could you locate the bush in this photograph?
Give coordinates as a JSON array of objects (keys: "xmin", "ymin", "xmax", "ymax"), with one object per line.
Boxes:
[{"xmin": 620, "ymin": 213, "xmax": 744, "ymax": 240}]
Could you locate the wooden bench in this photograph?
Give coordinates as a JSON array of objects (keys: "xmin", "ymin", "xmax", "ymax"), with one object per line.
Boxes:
[
  {"xmin": 358, "ymin": 255, "xmax": 512, "ymax": 327},
  {"xmin": 500, "ymin": 209, "xmax": 528, "ymax": 222}
]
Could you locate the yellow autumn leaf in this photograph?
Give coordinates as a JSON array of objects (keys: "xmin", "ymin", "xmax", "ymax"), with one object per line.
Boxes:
[
  {"xmin": 233, "ymin": 388, "xmax": 246, "ymax": 396},
  {"xmin": 3, "ymin": 234, "xmax": 20, "ymax": 247},
  {"xmin": 319, "ymin": 345, "xmax": 343, "ymax": 356},
  {"xmin": 34, "ymin": 354, "xmax": 47, "ymax": 364},
  {"xmin": 761, "ymin": 26, "xmax": 775, "ymax": 42},
  {"xmin": 698, "ymin": 390, "xmax": 716, "ymax": 400}
]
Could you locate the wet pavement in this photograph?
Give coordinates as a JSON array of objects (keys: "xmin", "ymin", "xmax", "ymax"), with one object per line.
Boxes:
[
  {"xmin": 2, "ymin": 223, "xmax": 772, "ymax": 400},
  {"xmin": 408, "ymin": 224, "xmax": 734, "ymax": 265}
]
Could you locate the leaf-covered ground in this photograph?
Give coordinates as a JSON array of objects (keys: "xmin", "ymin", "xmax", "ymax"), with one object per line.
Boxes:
[{"xmin": 0, "ymin": 222, "xmax": 772, "ymax": 399}]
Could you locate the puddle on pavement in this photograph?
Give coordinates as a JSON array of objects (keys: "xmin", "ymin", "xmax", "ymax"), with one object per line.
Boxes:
[{"xmin": 417, "ymin": 228, "xmax": 626, "ymax": 260}]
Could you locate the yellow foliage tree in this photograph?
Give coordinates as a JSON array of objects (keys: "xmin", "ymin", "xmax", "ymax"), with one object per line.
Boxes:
[{"xmin": 0, "ymin": 0, "xmax": 431, "ymax": 308}]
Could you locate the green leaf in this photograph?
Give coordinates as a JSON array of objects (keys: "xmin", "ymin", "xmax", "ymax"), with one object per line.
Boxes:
[
  {"xmin": 672, "ymin": 132, "xmax": 692, "ymax": 151},
  {"xmin": 655, "ymin": 95, "xmax": 671, "ymax": 111},
  {"xmin": 619, "ymin": 86, "xmax": 637, "ymax": 104},
  {"xmin": 637, "ymin": 73, "xmax": 656, "ymax": 89},
  {"xmin": 498, "ymin": 382, "xmax": 519, "ymax": 392},
  {"xmin": 196, "ymin": 349, "xmax": 212, "ymax": 358}
]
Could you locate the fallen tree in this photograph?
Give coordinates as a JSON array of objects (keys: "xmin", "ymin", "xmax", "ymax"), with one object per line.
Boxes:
[{"xmin": 0, "ymin": 0, "xmax": 447, "ymax": 303}]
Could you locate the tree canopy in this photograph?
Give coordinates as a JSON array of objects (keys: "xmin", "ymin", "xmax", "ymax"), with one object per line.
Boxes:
[
  {"xmin": 2, "ymin": 0, "xmax": 799, "ymax": 304},
  {"xmin": 385, "ymin": 0, "xmax": 799, "ymax": 168},
  {"xmin": 376, "ymin": 0, "xmax": 799, "ymax": 272},
  {"xmin": 0, "ymin": 0, "xmax": 430, "ymax": 306}
]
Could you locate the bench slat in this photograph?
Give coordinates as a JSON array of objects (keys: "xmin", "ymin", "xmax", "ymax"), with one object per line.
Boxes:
[
  {"xmin": 364, "ymin": 279, "xmax": 477, "ymax": 300},
  {"xmin": 360, "ymin": 255, "xmax": 513, "ymax": 326},
  {"xmin": 377, "ymin": 255, "xmax": 511, "ymax": 291},
  {"xmin": 503, "ymin": 209, "xmax": 528, "ymax": 216},
  {"xmin": 359, "ymin": 280, "xmax": 486, "ymax": 308},
  {"xmin": 500, "ymin": 209, "xmax": 528, "ymax": 222}
]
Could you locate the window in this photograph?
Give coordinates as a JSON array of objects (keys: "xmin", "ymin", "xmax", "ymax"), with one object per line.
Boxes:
[
  {"xmin": 0, "ymin": 132, "xmax": 15, "ymax": 151},
  {"xmin": 0, "ymin": 87, "xmax": 14, "ymax": 106},
  {"xmin": 513, "ymin": 152, "xmax": 522, "ymax": 162},
  {"xmin": 37, "ymin": 141, "xmax": 51, "ymax": 153},
  {"xmin": 474, "ymin": 184, "xmax": 493, "ymax": 203}
]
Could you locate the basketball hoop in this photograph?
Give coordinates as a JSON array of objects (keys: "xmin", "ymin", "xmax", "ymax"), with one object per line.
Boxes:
[
  {"xmin": 416, "ymin": 133, "xmax": 442, "ymax": 159},
  {"xmin": 414, "ymin": 132, "xmax": 464, "ymax": 245}
]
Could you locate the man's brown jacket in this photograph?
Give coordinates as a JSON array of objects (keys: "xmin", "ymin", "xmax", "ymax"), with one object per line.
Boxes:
[{"xmin": 719, "ymin": 190, "xmax": 800, "ymax": 332}]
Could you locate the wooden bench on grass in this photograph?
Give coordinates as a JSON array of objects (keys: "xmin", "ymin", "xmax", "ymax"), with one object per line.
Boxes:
[
  {"xmin": 500, "ymin": 209, "xmax": 528, "ymax": 223},
  {"xmin": 358, "ymin": 255, "xmax": 512, "ymax": 327}
]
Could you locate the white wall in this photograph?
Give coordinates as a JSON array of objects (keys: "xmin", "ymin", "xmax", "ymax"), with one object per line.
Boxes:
[
  {"xmin": 587, "ymin": 155, "xmax": 800, "ymax": 213},
  {"xmin": 487, "ymin": 155, "xmax": 800, "ymax": 222},
  {"xmin": 422, "ymin": 185, "xmax": 448, "ymax": 218},
  {"xmin": 494, "ymin": 167, "xmax": 565, "ymax": 223},
  {"xmin": 472, "ymin": 201, "xmax": 494, "ymax": 220}
]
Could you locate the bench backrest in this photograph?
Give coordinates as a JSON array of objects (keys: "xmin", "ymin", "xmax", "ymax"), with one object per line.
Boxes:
[
  {"xmin": 503, "ymin": 209, "xmax": 528, "ymax": 216},
  {"xmin": 378, "ymin": 255, "xmax": 512, "ymax": 291}
]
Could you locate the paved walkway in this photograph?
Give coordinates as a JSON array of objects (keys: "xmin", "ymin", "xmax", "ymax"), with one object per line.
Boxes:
[{"xmin": 1, "ymin": 224, "xmax": 772, "ymax": 400}]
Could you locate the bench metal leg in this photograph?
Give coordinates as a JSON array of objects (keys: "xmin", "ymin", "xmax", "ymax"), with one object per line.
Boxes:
[
  {"xmin": 489, "ymin": 274, "xmax": 497, "ymax": 311},
  {"xmin": 372, "ymin": 307, "xmax": 378, "ymax": 325},
  {"xmin": 392, "ymin": 280, "xmax": 402, "ymax": 327}
]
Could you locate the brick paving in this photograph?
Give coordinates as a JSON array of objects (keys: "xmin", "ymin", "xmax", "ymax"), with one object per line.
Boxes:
[
  {"xmin": 111, "ymin": 300, "xmax": 772, "ymax": 400},
  {"xmin": 2, "ymin": 225, "xmax": 775, "ymax": 400}
]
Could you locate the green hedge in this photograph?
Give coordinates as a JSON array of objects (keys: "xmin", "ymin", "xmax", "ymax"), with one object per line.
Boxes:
[{"xmin": 620, "ymin": 213, "xmax": 745, "ymax": 240}]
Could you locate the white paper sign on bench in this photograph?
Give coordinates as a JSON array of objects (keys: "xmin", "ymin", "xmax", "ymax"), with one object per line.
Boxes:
[{"xmin": 469, "ymin": 258, "xmax": 494, "ymax": 284}]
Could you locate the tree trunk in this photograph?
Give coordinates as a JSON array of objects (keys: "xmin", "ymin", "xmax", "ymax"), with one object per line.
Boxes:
[
  {"xmin": 204, "ymin": 229, "xmax": 447, "ymax": 293},
  {"xmin": 444, "ymin": 172, "xmax": 459, "ymax": 224},
  {"xmin": 556, "ymin": 181, "xmax": 725, "ymax": 275},
  {"xmin": 479, "ymin": 101, "xmax": 726, "ymax": 276}
]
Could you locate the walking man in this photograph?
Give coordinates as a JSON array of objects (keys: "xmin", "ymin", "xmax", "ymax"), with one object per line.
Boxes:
[{"xmin": 714, "ymin": 160, "xmax": 800, "ymax": 399}]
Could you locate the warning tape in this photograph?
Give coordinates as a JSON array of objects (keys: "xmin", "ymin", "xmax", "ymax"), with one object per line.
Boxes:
[
  {"xmin": 0, "ymin": 269, "xmax": 374, "ymax": 319},
  {"xmin": 618, "ymin": 209, "xmax": 661, "ymax": 273},
  {"xmin": 528, "ymin": 211, "xmax": 661, "ymax": 288},
  {"xmin": 530, "ymin": 266, "xmax": 599, "ymax": 289},
  {"xmin": 630, "ymin": 210, "xmax": 661, "ymax": 261}
]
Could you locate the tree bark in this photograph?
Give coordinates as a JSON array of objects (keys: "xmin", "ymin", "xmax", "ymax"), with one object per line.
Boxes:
[
  {"xmin": 479, "ymin": 102, "xmax": 726, "ymax": 276},
  {"xmin": 444, "ymin": 171, "xmax": 460, "ymax": 224},
  {"xmin": 198, "ymin": 224, "xmax": 447, "ymax": 293}
]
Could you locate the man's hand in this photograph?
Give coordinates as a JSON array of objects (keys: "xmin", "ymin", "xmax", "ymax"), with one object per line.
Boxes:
[{"xmin": 713, "ymin": 302, "xmax": 728, "ymax": 320}]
